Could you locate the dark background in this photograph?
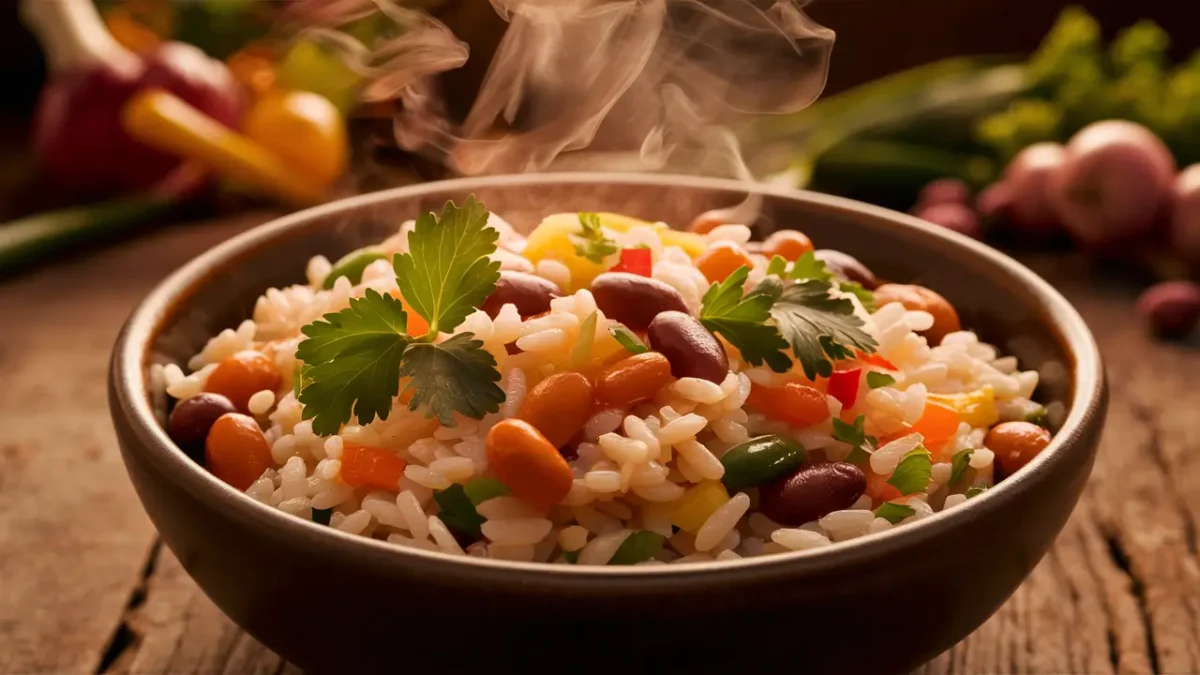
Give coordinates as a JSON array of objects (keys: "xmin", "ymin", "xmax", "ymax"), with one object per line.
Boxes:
[{"xmin": 5, "ymin": 0, "xmax": 1200, "ymax": 117}]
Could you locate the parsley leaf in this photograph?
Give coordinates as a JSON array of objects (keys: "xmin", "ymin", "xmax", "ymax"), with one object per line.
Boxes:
[
  {"xmin": 866, "ymin": 371, "xmax": 896, "ymax": 389},
  {"xmin": 297, "ymin": 289, "xmax": 411, "ymax": 435},
  {"xmin": 608, "ymin": 531, "xmax": 666, "ymax": 565},
  {"xmin": 393, "ymin": 196, "xmax": 500, "ymax": 335},
  {"xmin": 789, "ymin": 251, "xmax": 833, "ymax": 282},
  {"xmin": 699, "ymin": 266, "xmax": 792, "ymax": 372},
  {"xmin": 770, "ymin": 279, "xmax": 878, "ymax": 380},
  {"xmin": 433, "ymin": 484, "xmax": 485, "ymax": 539},
  {"xmin": 949, "ymin": 448, "xmax": 974, "ymax": 486},
  {"xmin": 887, "ymin": 446, "xmax": 933, "ymax": 495},
  {"xmin": 463, "ymin": 478, "xmax": 510, "ymax": 505},
  {"xmin": 875, "ymin": 502, "xmax": 915, "ymax": 524},
  {"xmin": 399, "ymin": 334, "xmax": 505, "ymax": 426},
  {"xmin": 610, "ymin": 325, "xmax": 648, "ymax": 355},
  {"xmin": 765, "ymin": 255, "xmax": 788, "ymax": 277},
  {"xmin": 562, "ymin": 550, "xmax": 580, "ymax": 564},
  {"xmin": 1026, "ymin": 405, "xmax": 1050, "ymax": 428},
  {"xmin": 833, "ymin": 415, "xmax": 876, "ymax": 465},
  {"xmin": 966, "ymin": 485, "xmax": 987, "ymax": 499},
  {"xmin": 571, "ymin": 212, "xmax": 619, "ymax": 263},
  {"xmin": 840, "ymin": 281, "xmax": 876, "ymax": 312}
]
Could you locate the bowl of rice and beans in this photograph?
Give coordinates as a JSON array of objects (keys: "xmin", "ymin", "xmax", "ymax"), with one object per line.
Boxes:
[{"xmin": 110, "ymin": 174, "xmax": 1106, "ymax": 674}]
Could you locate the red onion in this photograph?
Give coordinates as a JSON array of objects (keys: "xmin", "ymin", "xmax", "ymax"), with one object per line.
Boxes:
[
  {"xmin": 21, "ymin": 0, "xmax": 241, "ymax": 196},
  {"xmin": 1002, "ymin": 142, "xmax": 1066, "ymax": 236},
  {"xmin": 1169, "ymin": 164, "xmax": 1200, "ymax": 262}
]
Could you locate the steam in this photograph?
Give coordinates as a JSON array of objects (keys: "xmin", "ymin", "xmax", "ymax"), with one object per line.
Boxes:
[{"xmin": 290, "ymin": 0, "xmax": 834, "ymax": 220}]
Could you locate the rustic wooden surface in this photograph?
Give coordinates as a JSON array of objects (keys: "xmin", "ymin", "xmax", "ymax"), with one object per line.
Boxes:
[{"xmin": 1, "ymin": 215, "xmax": 1198, "ymax": 675}]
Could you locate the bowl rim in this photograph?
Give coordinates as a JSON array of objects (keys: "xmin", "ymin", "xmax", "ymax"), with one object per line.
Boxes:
[{"xmin": 111, "ymin": 172, "xmax": 1104, "ymax": 588}]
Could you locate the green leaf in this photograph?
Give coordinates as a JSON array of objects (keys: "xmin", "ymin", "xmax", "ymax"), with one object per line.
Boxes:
[
  {"xmin": 463, "ymin": 478, "xmax": 510, "ymax": 506},
  {"xmin": 771, "ymin": 279, "xmax": 879, "ymax": 380},
  {"xmin": 765, "ymin": 255, "xmax": 788, "ymax": 277},
  {"xmin": 570, "ymin": 212, "xmax": 619, "ymax": 263},
  {"xmin": 949, "ymin": 448, "xmax": 974, "ymax": 486},
  {"xmin": 608, "ymin": 531, "xmax": 666, "ymax": 565},
  {"xmin": 966, "ymin": 485, "xmax": 988, "ymax": 499},
  {"xmin": 875, "ymin": 502, "xmax": 915, "ymax": 525},
  {"xmin": 571, "ymin": 311, "xmax": 599, "ymax": 365},
  {"xmin": 433, "ymin": 484, "xmax": 484, "ymax": 539},
  {"xmin": 296, "ymin": 288, "xmax": 411, "ymax": 435},
  {"xmin": 887, "ymin": 445, "xmax": 933, "ymax": 495},
  {"xmin": 789, "ymin": 251, "xmax": 833, "ymax": 282},
  {"xmin": 866, "ymin": 372, "xmax": 896, "ymax": 389},
  {"xmin": 699, "ymin": 267, "xmax": 792, "ymax": 372},
  {"xmin": 840, "ymin": 280, "xmax": 877, "ymax": 312},
  {"xmin": 833, "ymin": 415, "xmax": 876, "ymax": 465},
  {"xmin": 393, "ymin": 196, "xmax": 500, "ymax": 335},
  {"xmin": 610, "ymin": 326, "xmax": 649, "ymax": 355},
  {"xmin": 1026, "ymin": 405, "xmax": 1050, "ymax": 428},
  {"xmin": 562, "ymin": 550, "xmax": 580, "ymax": 564},
  {"xmin": 399, "ymin": 333, "xmax": 505, "ymax": 426},
  {"xmin": 312, "ymin": 507, "xmax": 333, "ymax": 526},
  {"xmin": 323, "ymin": 248, "xmax": 387, "ymax": 289}
]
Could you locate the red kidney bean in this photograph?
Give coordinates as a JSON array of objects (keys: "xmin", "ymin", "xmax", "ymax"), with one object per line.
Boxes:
[
  {"xmin": 168, "ymin": 393, "xmax": 238, "ymax": 462},
  {"xmin": 758, "ymin": 462, "xmax": 866, "ymax": 526},
  {"xmin": 646, "ymin": 311, "xmax": 728, "ymax": 383},
  {"xmin": 480, "ymin": 271, "xmax": 562, "ymax": 319},
  {"xmin": 813, "ymin": 250, "xmax": 877, "ymax": 289},
  {"xmin": 590, "ymin": 272, "xmax": 689, "ymax": 331}
]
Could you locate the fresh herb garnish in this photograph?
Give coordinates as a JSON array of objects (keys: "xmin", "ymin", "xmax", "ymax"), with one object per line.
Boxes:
[
  {"xmin": 571, "ymin": 311, "xmax": 599, "ymax": 364},
  {"xmin": 840, "ymin": 280, "xmax": 876, "ymax": 312},
  {"xmin": 323, "ymin": 247, "xmax": 387, "ymax": 289},
  {"xmin": 769, "ymin": 278, "xmax": 878, "ymax": 379},
  {"xmin": 789, "ymin": 251, "xmax": 833, "ymax": 282},
  {"xmin": 949, "ymin": 448, "xmax": 975, "ymax": 486},
  {"xmin": 562, "ymin": 550, "xmax": 580, "ymax": 564},
  {"xmin": 610, "ymin": 325, "xmax": 648, "ymax": 355},
  {"xmin": 433, "ymin": 484, "xmax": 485, "ymax": 539},
  {"xmin": 887, "ymin": 445, "xmax": 933, "ymax": 495},
  {"xmin": 866, "ymin": 371, "xmax": 895, "ymax": 389},
  {"xmin": 297, "ymin": 197, "xmax": 505, "ymax": 435},
  {"xmin": 833, "ymin": 415, "xmax": 876, "ymax": 465},
  {"xmin": 1026, "ymin": 405, "xmax": 1050, "ymax": 428},
  {"xmin": 765, "ymin": 255, "xmax": 788, "ymax": 278},
  {"xmin": 875, "ymin": 502, "xmax": 915, "ymax": 524},
  {"xmin": 699, "ymin": 266, "xmax": 792, "ymax": 372},
  {"xmin": 609, "ymin": 531, "xmax": 666, "ymax": 565},
  {"xmin": 966, "ymin": 485, "xmax": 988, "ymax": 499},
  {"xmin": 571, "ymin": 212, "xmax": 619, "ymax": 263},
  {"xmin": 699, "ymin": 265, "xmax": 878, "ymax": 379}
]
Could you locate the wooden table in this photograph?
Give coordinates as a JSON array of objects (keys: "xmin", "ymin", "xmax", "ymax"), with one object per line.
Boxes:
[{"xmin": 1, "ymin": 213, "xmax": 1198, "ymax": 675}]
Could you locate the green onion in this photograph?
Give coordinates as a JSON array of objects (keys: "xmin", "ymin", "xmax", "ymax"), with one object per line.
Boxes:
[{"xmin": 323, "ymin": 248, "xmax": 388, "ymax": 289}]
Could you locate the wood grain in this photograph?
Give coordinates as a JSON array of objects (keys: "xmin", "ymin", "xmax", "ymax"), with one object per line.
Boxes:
[{"xmin": 2, "ymin": 217, "xmax": 1199, "ymax": 674}]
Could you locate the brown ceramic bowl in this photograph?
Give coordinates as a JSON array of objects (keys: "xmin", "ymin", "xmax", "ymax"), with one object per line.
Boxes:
[{"xmin": 109, "ymin": 174, "xmax": 1105, "ymax": 675}]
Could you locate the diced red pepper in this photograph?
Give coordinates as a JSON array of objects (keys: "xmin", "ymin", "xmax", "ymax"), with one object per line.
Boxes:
[
  {"xmin": 827, "ymin": 368, "xmax": 862, "ymax": 409},
  {"xmin": 610, "ymin": 247, "xmax": 652, "ymax": 277},
  {"xmin": 341, "ymin": 445, "xmax": 407, "ymax": 491},
  {"xmin": 857, "ymin": 350, "xmax": 896, "ymax": 371}
]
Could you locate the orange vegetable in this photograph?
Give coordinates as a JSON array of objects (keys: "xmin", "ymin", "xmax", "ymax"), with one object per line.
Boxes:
[
  {"xmin": 205, "ymin": 413, "xmax": 273, "ymax": 490},
  {"xmin": 518, "ymin": 372, "xmax": 595, "ymax": 448},
  {"xmin": 873, "ymin": 284, "xmax": 961, "ymax": 346},
  {"xmin": 225, "ymin": 46, "xmax": 277, "ymax": 100},
  {"xmin": 205, "ymin": 350, "xmax": 282, "ymax": 413},
  {"xmin": 104, "ymin": 8, "xmax": 160, "ymax": 55},
  {"xmin": 388, "ymin": 289, "xmax": 430, "ymax": 337},
  {"xmin": 746, "ymin": 382, "xmax": 830, "ymax": 428},
  {"xmin": 686, "ymin": 210, "xmax": 726, "ymax": 234},
  {"xmin": 486, "ymin": 419, "xmax": 574, "ymax": 509},
  {"xmin": 695, "ymin": 242, "xmax": 754, "ymax": 284},
  {"xmin": 341, "ymin": 445, "xmax": 407, "ymax": 491},
  {"xmin": 595, "ymin": 352, "xmax": 673, "ymax": 408},
  {"xmin": 865, "ymin": 470, "xmax": 902, "ymax": 505},
  {"xmin": 763, "ymin": 230, "xmax": 814, "ymax": 262},
  {"xmin": 909, "ymin": 401, "xmax": 960, "ymax": 457}
]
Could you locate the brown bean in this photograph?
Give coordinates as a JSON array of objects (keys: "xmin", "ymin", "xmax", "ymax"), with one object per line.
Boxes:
[
  {"xmin": 758, "ymin": 462, "xmax": 866, "ymax": 526},
  {"xmin": 646, "ymin": 311, "xmax": 728, "ymax": 384},
  {"xmin": 987, "ymin": 421, "xmax": 1053, "ymax": 477},
  {"xmin": 873, "ymin": 283, "xmax": 961, "ymax": 345},
  {"xmin": 168, "ymin": 393, "xmax": 237, "ymax": 462},
  {"xmin": 813, "ymin": 249, "xmax": 877, "ymax": 289},
  {"xmin": 205, "ymin": 350, "xmax": 281, "ymax": 413},
  {"xmin": 590, "ymin": 272, "xmax": 689, "ymax": 331},
  {"xmin": 595, "ymin": 352, "xmax": 673, "ymax": 408},
  {"xmin": 518, "ymin": 372, "xmax": 595, "ymax": 448},
  {"xmin": 205, "ymin": 413, "xmax": 274, "ymax": 491},
  {"xmin": 479, "ymin": 271, "xmax": 562, "ymax": 319},
  {"xmin": 486, "ymin": 419, "xmax": 574, "ymax": 509}
]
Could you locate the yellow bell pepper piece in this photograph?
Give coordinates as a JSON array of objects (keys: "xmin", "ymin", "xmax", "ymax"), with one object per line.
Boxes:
[
  {"xmin": 928, "ymin": 386, "xmax": 999, "ymax": 428},
  {"xmin": 671, "ymin": 480, "xmax": 730, "ymax": 534},
  {"xmin": 122, "ymin": 89, "xmax": 326, "ymax": 208},
  {"xmin": 658, "ymin": 229, "xmax": 707, "ymax": 258}
]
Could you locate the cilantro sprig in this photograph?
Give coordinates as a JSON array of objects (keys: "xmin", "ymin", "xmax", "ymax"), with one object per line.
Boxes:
[
  {"xmin": 571, "ymin": 212, "xmax": 619, "ymax": 263},
  {"xmin": 833, "ymin": 415, "xmax": 877, "ymax": 465},
  {"xmin": 296, "ymin": 197, "xmax": 505, "ymax": 435},
  {"xmin": 700, "ymin": 261, "xmax": 878, "ymax": 380}
]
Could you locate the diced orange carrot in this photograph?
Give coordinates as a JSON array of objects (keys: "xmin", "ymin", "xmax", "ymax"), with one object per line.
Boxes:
[
  {"xmin": 388, "ymin": 289, "xmax": 430, "ymax": 336},
  {"xmin": 909, "ymin": 401, "xmax": 960, "ymax": 457},
  {"xmin": 341, "ymin": 445, "xmax": 407, "ymax": 491},
  {"xmin": 695, "ymin": 242, "xmax": 754, "ymax": 283},
  {"xmin": 865, "ymin": 470, "xmax": 902, "ymax": 505},
  {"xmin": 746, "ymin": 382, "xmax": 830, "ymax": 428}
]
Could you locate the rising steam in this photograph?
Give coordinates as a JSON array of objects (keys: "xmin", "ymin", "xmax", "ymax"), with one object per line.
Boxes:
[{"xmin": 289, "ymin": 0, "xmax": 834, "ymax": 219}]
